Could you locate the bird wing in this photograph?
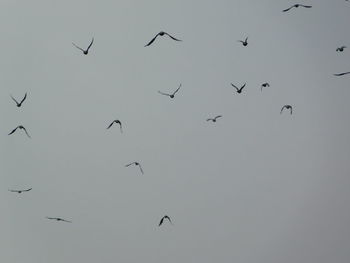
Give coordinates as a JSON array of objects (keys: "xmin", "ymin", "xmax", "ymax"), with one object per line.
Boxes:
[
  {"xmin": 215, "ymin": 115, "xmax": 222, "ymax": 120},
  {"xmin": 106, "ymin": 122, "xmax": 114, "ymax": 129},
  {"xmin": 159, "ymin": 217, "xmax": 164, "ymax": 226},
  {"xmin": 240, "ymin": 83, "xmax": 246, "ymax": 91},
  {"xmin": 46, "ymin": 217, "xmax": 55, "ymax": 220},
  {"xmin": 138, "ymin": 164, "xmax": 144, "ymax": 174},
  {"xmin": 164, "ymin": 32, "xmax": 182, "ymax": 41},
  {"xmin": 334, "ymin": 72, "xmax": 350, "ymax": 76},
  {"xmin": 118, "ymin": 122, "xmax": 123, "ymax": 133},
  {"xmin": 72, "ymin": 42, "xmax": 85, "ymax": 52},
  {"xmin": 244, "ymin": 37, "xmax": 248, "ymax": 42},
  {"xmin": 282, "ymin": 6, "xmax": 293, "ymax": 12},
  {"xmin": 230, "ymin": 83, "xmax": 239, "ymax": 91},
  {"xmin": 8, "ymin": 127, "xmax": 18, "ymax": 135},
  {"xmin": 300, "ymin": 5, "xmax": 312, "ymax": 8},
  {"xmin": 10, "ymin": 95, "xmax": 19, "ymax": 105},
  {"xmin": 158, "ymin": 91, "xmax": 171, "ymax": 96},
  {"xmin": 24, "ymin": 188, "xmax": 32, "ymax": 192},
  {"xmin": 8, "ymin": 189, "xmax": 18, "ymax": 192},
  {"xmin": 144, "ymin": 33, "xmax": 159, "ymax": 47},
  {"xmin": 290, "ymin": 107, "xmax": 293, "ymax": 114},
  {"xmin": 87, "ymin": 38, "xmax": 94, "ymax": 51},
  {"xmin": 206, "ymin": 118, "xmax": 213, "ymax": 121},
  {"xmin": 22, "ymin": 127, "xmax": 31, "ymax": 138},
  {"xmin": 166, "ymin": 216, "xmax": 173, "ymax": 225},
  {"xmin": 20, "ymin": 93, "xmax": 27, "ymax": 105},
  {"xmin": 62, "ymin": 219, "xmax": 72, "ymax": 223},
  {"xmin": 172, "ymin": 84, "xmax": 181, "ymax": 95},
  {"xmin": 280, "ymin": 106, "xmax": 286, "ymax": 114},
  {"xmin": 125, "ymin": 162, "xmax": 134, "ymax": 167}
]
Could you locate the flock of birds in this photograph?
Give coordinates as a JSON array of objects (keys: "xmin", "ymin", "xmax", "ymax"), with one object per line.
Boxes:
[{"xmin": 7, "ymin": 2, "xmax": 350, "ymax": 229}]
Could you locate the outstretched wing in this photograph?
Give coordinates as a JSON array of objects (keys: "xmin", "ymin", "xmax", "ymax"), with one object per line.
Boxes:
[
  {"xmin": 230, "ymin": 83, "xmax": 239, "ymax": 91},
  {"xmin": 240, "ymin": 83, "xmax": 246, "ymax": 91},
  {"xmin": 158, "ymin": 91, "xmax": 171, "ymax": 96},
  {"xmin": 215, "ymin": 115, "xmax": 222, "ymax": 120},
  {"xmin": 158, "ymin": 217, "xmax": 164, "ymax": 226},
  {"xmin": 282, "ymin": 6, "xmax": 293, "ymax": 12},
  {"xmin": 24, "ymin": 188, "xmax": 32, "ymax": 192},
  {"xmin": 244, "ymin": 37, "xmax": 248, "ymax": 42},
  {"xmin": 20, "ymin": 93, "xmax": 27, "ymax": 105},
  {"xmin": 172, "ymin": 84, "xmax": 181, "ymax": 96},
  {"xmin": 144, "ymin": 33, "xmax": 159, "ymax": 47},
  {"xmin": 125, "ymin": 162, "xmax": 135, "ymax": 167},
  {"xmin": 206, "ymin": 118, "xmax": 213, "ymax": 122},
  {"xmin": 61, "ymin": 219, "xmax": 72, "ymax": 223},
  {"xmin": 86, "ymin": 38, "xmax": 94, "ymax": 51},
  {"xmin": 8, "ymin": 127, "xmax": 18, "ymax": 135},
  {"xmin": 280, "ymin": 106, "xmax": 286, "ymax": 114},
  {"xmin": 334, "ymin": 72, "xmax": 350, "ymax": 76},
  {"xmin": 106, "ymin": 122, "xmax": 114, "ymax": 129},
  {"xmin": 300, "ymin": 5, "xmax": 312, "ymax": 8},
  {"xmin": 72, "ymin": 42, "xmax": 85, "ymax": 52},
  {"xmin": 10, "ymin": 95, "xmax": 19, "ymax": 105},
  {"xmin": 138, "ymin": 164, "xmax": 144, "ymax": 174},
  {"xmin": 164, "ymin": 32, "xmax": 182, "ymax": 42},
  {"xmin": 22, "ymin": 127, "xmax": 31, "ymax": 138}
]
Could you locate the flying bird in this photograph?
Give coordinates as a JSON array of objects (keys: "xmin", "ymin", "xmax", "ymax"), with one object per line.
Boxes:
[
  {"xmin": 336, "ymin": 46, "xmax": 347, "ymax": 52},
  {"xmin": 72, "ymin": 38, "xmax": 94, "ymax": 55},
  {"xmin": 8, "ymin": 125, "xmax": 31, "ymax": 138},
  {"xmin": 107, "ymin": 120, "xmax": 123, "ymax": 133},
  {"xmin": 207, "ymin": 115, "xmax": 222, "ymax": 122},
  {"xmin": 280, "ymin": 105, "xmax": 293, "ymax": 114},
  {"xmin": 334, "ymin": 72, "xmax": 350, "ymax": 76},
  {"xmin": 283, "ymin": 4, "xmax": 312, "ymax": 12},
  {"xmin": 10, "ymin": 93, "xmax": 27, "ymax": 107},
  {"xmin": 8, "ymin": 188, "xmax": 32, "ymax": 194},
  {"xmin": 144, "ymin": 31, "xmax": 182, "ymax": 47},
  {"xmin": 261, "ymin": 82, "xmax": 270, "ymax": 91},
  {"xmin": 159, "ymin": 215, "xmax": 173, "ymax": 226},
  {"xmin": 46, "ymin": 217, "xmax": 72, "ymax": 223},
  {"xmin": 158, "ymin": 84, "xmax": 181, "ymax": 98},
  {"xmin": 231, "ymin": 83, "xmax": 246, "ymax": 94},
  {"xmin": 238, "ymin": 37, "xmax": 248, "ymax": 46},
  {"xmin": 125, "ymin": 161, "xmax": 144, "ymax": 174}
]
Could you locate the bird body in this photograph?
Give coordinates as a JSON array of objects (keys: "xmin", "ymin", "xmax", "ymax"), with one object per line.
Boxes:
[
  {"xmin": 125, "ymin": 161, "xmax": 144, "ymax": 174},
  {"xmin": 281, "ymin": 105, "xmax": 293, "ymax": 114},
  {"xmin": 158, "ymin": 84, "xmax": 181, "ymax": 98},
  {"xmin": 159, "ymin": 215, "xmax": 172, "ymax": 226},
  {"xmin": 9, "ymin": 188, "xmax": 32, "ymax": 194},
  {"xmin": 10, "ymin": 93, "xmax": 27, "ymax": 107},
  {"xmin": 8, "ymin": 125, "xmax": 31, "ymax": 138},
  {"xmin": 283, "ymin": 4, "xmax": 312, "ymax": 12},
  {"xmin": 72, "ymin": 38, "xmax": 94, "ymax": 55},
  {"xmin": 145, "ymin": 31, "xmax": 182, "ymax": 47},
  {"xmin": 107, "ymin": 120, "xmax": 123, "ymax": 133}
]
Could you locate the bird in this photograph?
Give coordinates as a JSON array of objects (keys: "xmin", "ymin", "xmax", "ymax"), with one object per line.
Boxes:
[
  {"xmin": 230, "ymin": 83, "xmax": 246, "ymax": 94},
  {"xmin": 336, "ymin": 46, "xmax": 347, "ymax": 52},
  {"xmin": 207, "ymin": 115, "xmax": 222, "ymax": 122},
  {"xmin": 10, "ymin": 93, "xmax": 27, "ymax": 107},
  {"xmin": 334, "ymin": 72, "xmax": 350, "ymax": 76},
  {"xmin": 280, "ymin": 105, "xmax": 293, "ymax": 114},
  {"xmin": 282, "ymin": 4, "xmax": 312, "ymax": 12},
  {"xmin": 72, "ymin": 38, "xmax": 94, "ymax": 55},
  {"xmin": 46, "ymin": 217, "xmax": 72, "ymax": 223},
  {"xmin": 8, "ymin": 188, "xmax": 32, "ymax": 194},
  {"xmin": 158, "ymin": 84, "xmax": 181, "ymax": 98},
  {"xmin": 238, "ymin": 37, "xmax": 248, "ymax": 46},
  {"xmin": 8, "ymin": 125, "xmax": 31, "ymax": 138},
  {"xmin": 261, "ymin": 82, "xmax": 270, "ymax": 91},
  {"xmin": 159, "ymin": 215, "xmax": 173, "ymax": 226},
  {"xmin": 125, "ymin": 162, "xmax": 144, "ymax": 174},
  {"xmin": 144, "ymin": 31, "xmax": 182, "ymax": 47},
  {"xmin": 107, "ymin": 120, "xmax": 123, "ymax": 133}
]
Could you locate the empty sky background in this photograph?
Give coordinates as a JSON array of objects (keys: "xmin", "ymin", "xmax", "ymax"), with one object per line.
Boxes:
[{"xmin": 1, "ymin": 0, "xmax": 350, "ymax": 262}]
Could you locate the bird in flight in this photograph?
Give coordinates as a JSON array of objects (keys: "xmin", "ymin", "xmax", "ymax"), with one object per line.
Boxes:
[
  {"xmin": 280, "ymin": 105, "xmax": 293, "ymax": 114},
  {"xmin": 72, "ymin": 38, "xmax": 94, "ymax": 55},
  {"xmin": 334, "ymin": 72, "xmax": 350, "ymax": 76},
  {"xmin": 282, "ymin": 4, "xmax": 312, "ymax": 12},
  {"xmin": 207, "ymin": 115, "xmax": 222, "ymax": 122},
  {"xmin": 144, "ymin": 31, "xmax": 182, "ymax": 47},
  {"xmin": 10, "ymin": 93, "xmax": 27, "ymax": 107},
  {"xmin": 107, "ymin": 120, "xmax": 123, "ymax": 133},
  {"xmin": 8, "ymin": 188, "xmax": 32, "ymax": 194},
  {"xmin": 159, "ymin": 215, "xmax": 173, "ymax": 226},
  {"xmin": 158, "ymin": 84, "xmax": 181, "ymax": 98},
  {"xmin": 46, "ymin": 217, "xmax": 72, "ymax": 223},
  {"xmin": 336, "ymin": 46, "xmax": 347, "ymax": 52},
  {"xmin": 125, "ymin": 162, "xmax": 144, "ymax": 174},
  {"xmin": 231, "ymin": 83, "xmax": 246, "ymax": 94},
  {"xmin": 261, "ymin": 82, "xmax": 270, "ymax": 91},
  {"xmin": 8, "ymin": 125, "xmax": 31, "ymax": 138},
  {"xmin": 238, "ymin": 37, "xmax": 248, "ymax": 46}
]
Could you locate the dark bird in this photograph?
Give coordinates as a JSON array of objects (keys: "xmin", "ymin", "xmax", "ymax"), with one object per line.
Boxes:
[
  {"xmin": 8, "ymin": 125, "xmax": 31, "ymax": 138},
  {"xmin": 283, "ymin": 4, "xmax": 312, "ymax": 12},
  {"xmin": 231, "ymin": 83, "xmax": 246, "ymax": 94},
  {"xmin": 144, "ymin": 31, "xmax": 182, "ymax": 47},
  {"xmin": 46, "ymin": 217, "xmax": 72, "ymax": 223},
  {"xmin": 207, "ymin": 115, "xmax": 222, "ymax": 122},
  {"xmin": 158, "ymin": 84, "xmax": 181, "ymax": 98},
  {"xmin": 261, "ymin": 82, "xmax": 270, "ymax": 91},
  {"xmin": 107, "ymin": 120, "xmax": 123, "ymax": 133},
  {"xmin": 280, "ymin": 105, "xmax": 293, "ymax": 114},
  {"xmin": 336, "ymin": 46, "xmax": 347, "ymax": 52},
  {"xmin": 238, "ymin": 37, "xmax": 248, "ymax": 46},
  {"xmin": 159, "ymin": 215, "xmax": 173, "ymax": 226},
  {"xmin": 8, "ymin": 188, "xmax": 32, "ymax": 194},
  {"xmin": 125, "ymin": 161, "xmax": 144, "ymax": 174},
  {"xmin": 10, "ymin": 93, "xmax": 27, "ymax": 107},
  {"xmin": 72, "ymin": 38, "xmax": 94, "ymax": 55},
  {"xmin": 334, "ymin": 72, "xmax": 350, "ymax": 76}
]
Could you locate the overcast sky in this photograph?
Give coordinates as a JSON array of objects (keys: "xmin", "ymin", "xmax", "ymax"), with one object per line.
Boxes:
[{"xmin": 1, "ymin": 0, "xmax": 350, "ymax": 262}]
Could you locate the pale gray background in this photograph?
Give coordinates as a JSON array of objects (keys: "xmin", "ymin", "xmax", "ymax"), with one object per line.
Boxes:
[{"xmin": 1, "ymin": 0, "xmax": 350, "ymax": 262}]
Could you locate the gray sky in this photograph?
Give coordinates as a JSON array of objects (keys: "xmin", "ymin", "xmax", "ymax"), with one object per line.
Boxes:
[{"xmin": 1, "ymin": 0, "xmax": 350, "ymax": 262}]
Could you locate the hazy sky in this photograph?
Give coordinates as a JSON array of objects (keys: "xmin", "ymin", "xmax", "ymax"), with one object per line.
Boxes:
[{"xmin": 1, "ymin": 0, "xmax": 350, "ymax": 262}]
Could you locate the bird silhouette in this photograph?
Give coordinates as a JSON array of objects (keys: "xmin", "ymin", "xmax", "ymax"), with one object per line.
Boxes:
[
  {"xmin": 125, "ymin": 162, "xmax": 144, "ymax": 174},
  {"xmin": 280, "ymin": 105, "xmax": 293, "ymax": 114},
  {"xmin": 8, "ymin": 125, "xmax": 31, "ymax": 138},
  {"xmin": 8, "ymin": 188, "xmax": 32, "ymax": 194},
  {"xmin": 231, "ymin": 83, "xmax": 246, "ymax": 94},
  {"xmin": 159, "ymin": 215, "xmax": 173, "ymax": 226},
  {"xmin": 158, "ymin": 84, "xmax": 181, "ymax": 98},
  {"xmin": 336, "ymin": 46, "xmax": 347, "ymax": 52},
  {"xmin": 207, "ymin": 115, "xmax": 222, "ymax": 122},
  {"xmin": 334, "ymin": 72, "xmax": 350, "ymax": 76},
  {"xmin": 261, "ymin": 82, "xmax": 270, "ymax": 91},
  {"xmin": 10, "ymin": 93, "xmax": 27, "ymax": 107},
  {"xmin": 144, "ymin": 31, "xmax": 182, "ymax": 47},
  {"xmin": 72, "ymin": 38, "xmax": 94, "ymax": 55},
  {"xmin": 46, "ymin": 217, "xmax": 72, "ymax": 223},
  {"xmin": 238, "ymin": 37, "xmax": 248, "ymax": 46},
  {"xmin": 107, "ymin": 120, "xmax": 123, "ymax": 133},
  {"xmin": 283, "ymin": 4, "xmax": 312, "ymax": 12}
]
